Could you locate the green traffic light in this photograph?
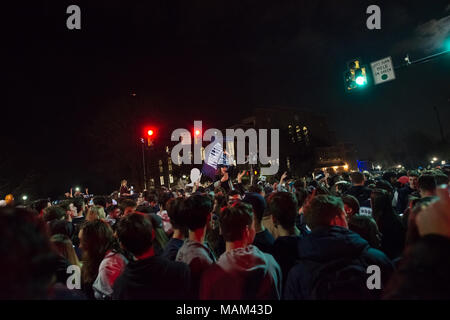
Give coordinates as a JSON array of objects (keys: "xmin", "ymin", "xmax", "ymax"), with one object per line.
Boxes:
[{"xmin": 355, "ymin": 76, "xmax": 366, "ymax": 86}]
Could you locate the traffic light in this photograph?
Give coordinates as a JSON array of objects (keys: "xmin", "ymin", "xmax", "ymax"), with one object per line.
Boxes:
[
  {"xmin": 146, "ymin": 128, "xmax": 156, "ymax": 146},
  {"xmin": 344, "ymin": 59, "xmax": 368, "ymax": 92}
]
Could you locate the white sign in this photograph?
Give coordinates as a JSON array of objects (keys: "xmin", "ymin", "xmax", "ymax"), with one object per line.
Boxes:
[{"xmin": 370, "ymin": 56, "xmax": 395, "ymax": 85}]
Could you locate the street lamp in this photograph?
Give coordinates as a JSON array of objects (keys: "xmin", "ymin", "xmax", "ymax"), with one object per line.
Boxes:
[
  {"xmin": 432, "ymin": 157, "xmax": 438, "ymax": 161},
  {"xmin": 22, "ymin": 195, "xmax": 28, "ymax": 201},
  {"xmin": 75, "ymin": 187, "xmax": 80, "ymax": 192},
  {"xmin": 442, "ymin": 160, "xmax": 446, "ymax": 165}
]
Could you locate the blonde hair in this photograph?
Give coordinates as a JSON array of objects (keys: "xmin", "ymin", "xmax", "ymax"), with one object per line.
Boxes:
[
  {"xmin": 86, "ymin": 205, "xmax": 106, "ymax": 221},
  {"xmin": 50, "ymin": 234, "xmax": 81, "ymax": 267}
]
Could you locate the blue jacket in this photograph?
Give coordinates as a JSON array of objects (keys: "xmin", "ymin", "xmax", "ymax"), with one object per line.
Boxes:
[{"xmin": 284, "ymin": 226, "xmax": 394, "ymax": 300}]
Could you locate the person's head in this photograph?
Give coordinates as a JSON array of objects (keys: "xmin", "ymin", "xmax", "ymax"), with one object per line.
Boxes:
[
  {"xmin": 418, "ymin": 174, "xmax": 437, "ymax": 197},
  {"xmin": 79, "ymin": 220, "xmax": 116, "ymax": 283},
  {"xmin": 119, "ymin": 199, "xmax": 137, "ymax": 216},
  {"xmin": 370, "ymin": 188, "xmax": 393, "ymax": 222},
  {"xmin": 267, "ymin": 192, "xmax": 298, "ymax": 233},
  {"xmin": 375, "ymin": 179, "xmax": 394, "ymax": 200},
  {"xmin": 242, "ymin": 192, "xmax": 266, "ymax": 224},
  {"xmin": 116, "ymin": 212, "xmax": 154, "ymax": 258},
  {"xmin": 219, "ymin": 201, "xmax": 255, "ymax": 246},
  {"xmin": 228, "ymin": 190, "xmax": 242, "ymax": 205},
  {"xmin": 158, "ymin": 191, "xmax": 174, "ymax": 211},
  {"xmin": 408, "ymin": 171, "xmax": 419, "ymax": 190},
  {"xmin": 43, "ymin": 205, "xmax": 67, "ymax": 222},
  {"xmin": 93, "ymin": 196, "xmax": 107, "ymax": 208},
  {"xmin": 50, "ymin": 234, "xmax": 80, "ymax": 267},
  {"xmin": 121, "ymin": 179, "xmax": 128, "ymax": 187},
  {"xmin": 350, "ymin": 171, "xmax": 365, "ymax": 186},
  {"xmin": 382, "ymin": 171, "xmax": 397, "ymax": 186},
  {"xmin": 166, "ymin": 197, "xmax": 187, "ymax": 235},
  {"xmin": 86, "ymin": 205, "xmax": 106, "ymax": 222},
  {"xmin": 0, "ymin": 207, "xmax": 59, "ymax": 299},
  {"xmin": 303, "ymin": 195, "xmax": 347, "ymax": 230},
  {"xmin": 143, "ymin": 191, "xmax": 158, "ymax": 206},
  {"xmin": 248, "ymin": 184, "xmax": 265, "ymax": 197},
  {"xmin": 348, "ymin": 215, "xmax": 382, "ymax": 249},
  {"xmin": 434, "ymin": 172, "xmax": 449, "ymax": 186},
  {"xmin": 341, "ymin": 194, "xmax": 360, "ymax": 218},
  {"xmin": 48, "ymin": 219, "xmax": 74, "ymax": 238},
  {"xmin": 72, "ymin": 196, "xmax": 85, "ymax": 216},
  {"xmin": 181, "ymin": 194, "xmax": 213, "ymax": 232},
  {"xmin": 106, "ymin": 205, "xmax": 121, "ymax": 219},
  {"xmin": 32, "ymin": 199, "xmax": 51, "ymax": 216},
  {"xmin": 58, "ymin": 200, "xmax": 77, "ymax": 218},
  {"xmin": 333, "ymin": 181, "xmax": 351, "ymax": 195}
]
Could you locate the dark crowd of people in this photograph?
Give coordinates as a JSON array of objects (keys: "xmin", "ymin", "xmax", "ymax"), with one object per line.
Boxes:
[{"xmin": 1, "ymin": 165, "xmax": 450, "ymax": 300}]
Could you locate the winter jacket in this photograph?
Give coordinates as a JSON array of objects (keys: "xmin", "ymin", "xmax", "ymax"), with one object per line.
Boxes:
[
  {"xmin": 346, "ymin": 186, "xmax": 372, "ymax": 208},
  {"xmin": 284, "ymin": 226, "xmax": 394, "ymax": 300},
  {"xmin": 199, "ymin": 245, "xmax": 282, "ymax": 300}
]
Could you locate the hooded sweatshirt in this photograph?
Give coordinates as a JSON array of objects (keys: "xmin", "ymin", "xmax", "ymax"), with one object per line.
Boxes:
[
  {"xmin": 176, "ymin": 240, "xmax": 216, "ymax": 299},
  {"xmin": 199, "ymin": 245, "xmax": 282, "ymax": 300}
]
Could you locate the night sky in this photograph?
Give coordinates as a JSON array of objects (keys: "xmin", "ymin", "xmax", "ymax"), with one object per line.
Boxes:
[{"xmin": 3, "ymin": 0, "xmax": 450, "ymax": 198}]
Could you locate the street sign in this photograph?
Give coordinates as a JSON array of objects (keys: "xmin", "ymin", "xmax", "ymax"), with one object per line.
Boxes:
[{"xmin": 370, "ymin": 56, "xmax": 396, "ymax": 85}]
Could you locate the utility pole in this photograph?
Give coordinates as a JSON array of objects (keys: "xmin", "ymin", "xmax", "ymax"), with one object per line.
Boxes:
[{"xmin": 141, "ymin": 138, "xmax": 147, "ymax": 190}]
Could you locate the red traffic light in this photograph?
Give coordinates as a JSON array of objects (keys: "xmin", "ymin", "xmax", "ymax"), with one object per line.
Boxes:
[{"xmin": 148, "ymin": 129, "xmax": 154, "ymax": 136}]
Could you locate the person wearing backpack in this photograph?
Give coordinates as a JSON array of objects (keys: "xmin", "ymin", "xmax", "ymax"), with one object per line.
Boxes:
[{"xmin": 284, "ymin": 195, "xmax": 394, "ymax": 300}]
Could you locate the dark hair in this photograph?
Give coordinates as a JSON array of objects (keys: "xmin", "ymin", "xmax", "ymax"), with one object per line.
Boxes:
[
  {"xmin": 267, "ymin": 192, "xmax": 298, "ymax": 230},
  {"xmin": 434, "ymin": 172, "xmax": 449, "ymax": 185},
  {"xmin": 408, "ymin": 170, "xmax": 419, "ymax": 177},
  {"xmin": 248, "ymin": 184, "xmax": 264, "ymax": 194},
  {"xmin": 375, "ymin": 179, "xmax": 394, "ymax": 200},
  {"xmin": 350, "ymin": 171, "xmax": 365, "ymax": 184},
  {"xmin": 341, "ymin": 194, "xmax": 360, "ymax": 216},
  {"xmin": 166, "ymin": 197, "xmax": 187, "ymax": 230},
  {"xmin": 181, "ymin": 194, "xmax": 213, "ymax": 231},
  {"xmin": 143, "ymin": 191, "xmax": 158, "ymax": 203},
  {"xmin": 295, "ymin": 188, "xmax": 308, "ymax": 208},
  {"xmin": 220, "ymin": 201, "xmax": 253, "ymax": 242},
  {"xmin": 158, "ymin": 191, "xmax": 174, "ymax": 209},
  {"xmin": 382, "ymin": 171, "xmax": 396, "ymax": 182},
  {"xmin": 418, "ymin": 174, "xmax": 436, "ymax": 193},
  {"xmin": 370, "ymin": 188, "xmax": 394, "ymax": 224},
  {"xmin": 242, "ymin": 192, "xmax": 266, "ymax": 222},
  {"xmin": 80, "ymin": 220, "xmax": 116, "ymax": 284},
  {"xmin": 116, "ymin": 213, "xmax": 153, "ymax": 256},
  {"xmin": 0, "ymin": 207, "xmax": 58, "ymax": 299},
  {"xmin": 304, "ymin": 195, "xmax": 344, "ymax": 229},
  {"xmin": 43, "ymin": 206, "xmax": 67, "ymax": 222},
  {"xmin": 348, "ymin": 215, "xmax": 381, "ymax": 249},
  {"xmin": 48, "ymin": 219, "xmax": 73, "ymax": 237},
  {"xmin": 119, "ymin": 199, "xmax": 137, "ymax": 212},
  {"xmin": 32, "ymin": 199, "xmax": 49, "ymax": 214},
  {"xmin": 58, "ymin": 200, "xmax": 72, "ymax": 212},
  {"xmin": 72, "ymin": 196, "xmax": 85, "ymax": 214},
  {"xmin": 93, "ymin": 196, "xmax": 107, "ymax": 208}
]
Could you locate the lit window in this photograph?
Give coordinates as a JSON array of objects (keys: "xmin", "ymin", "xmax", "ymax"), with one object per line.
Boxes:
[
  {"xmin": 160, "ymin": 176, "xmax": 164, "ymax": 185},
  {"xmin": 169, "ymin": 174, "xmax": 174, "ymax": 184}
]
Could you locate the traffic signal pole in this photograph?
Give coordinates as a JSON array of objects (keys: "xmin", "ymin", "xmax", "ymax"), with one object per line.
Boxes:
[{"xmin": 141, "ymin": 140, "xmax": 147, "ymax": 191}]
